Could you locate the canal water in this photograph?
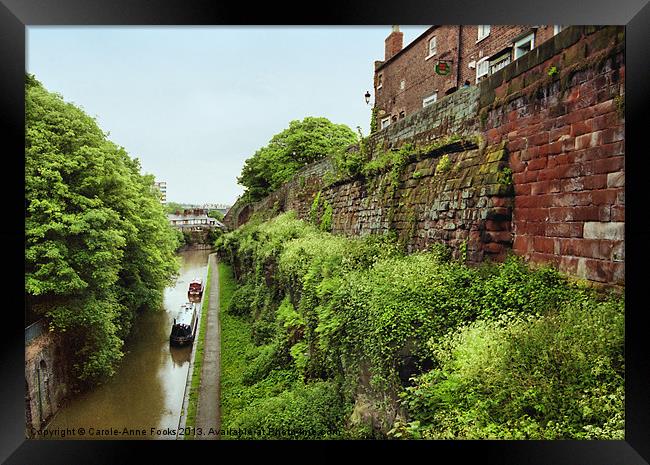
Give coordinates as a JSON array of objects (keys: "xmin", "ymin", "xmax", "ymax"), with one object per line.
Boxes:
[{"xmin": 46, "ymin": 248, "xmax": 211, "ymax": 440}]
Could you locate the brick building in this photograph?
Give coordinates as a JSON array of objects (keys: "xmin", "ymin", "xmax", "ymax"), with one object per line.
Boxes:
[
  {"xmin": 374, "ymin": 25, "xmax": 562, "ymax": 126},
  {"xmin": 167, "ymin": 208, "xmax": 225, "ymax": 230}
]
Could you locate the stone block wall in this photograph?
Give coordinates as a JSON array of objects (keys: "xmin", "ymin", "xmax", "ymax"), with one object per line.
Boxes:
[
  {"xmin": 369, "ymin": 85, "xmax": 480, "ymax": 152},
  {"xmin": 228, "ymin": 138, "xmax": 514, "ymax": 264},
  {"xmin": 25, "ymin": 329, "xmax": 72, "ymax": 436},
  {"xmin": 320, "ymin": 142, "xmax": 514, "ymax": 261}
]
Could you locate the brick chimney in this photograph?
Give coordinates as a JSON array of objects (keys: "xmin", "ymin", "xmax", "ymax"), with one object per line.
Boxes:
[{"xmin": 385, "ymin": 25, "xmax": 403, "ymax": 61}]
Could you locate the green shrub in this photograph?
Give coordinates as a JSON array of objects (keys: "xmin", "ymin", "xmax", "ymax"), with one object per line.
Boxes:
[
  {"xmin": 218, "ymin": 212, "xmax": 624, "ymax": 439},
  {"xmin": 242, "ymin": 343, "xmax": 281, "ymax": 386},
  {"xmin": 227, "ymin": 283, "xmax": 256, "ymax": 317},
  {"xmin": 498, "ymin": 166, "xmax": 513, "ymax": 186},
  {"xmin": 334, "ymin": 148, "xmax": 364, "ymax": 178},
  {"xmin": 228, "ymin": 380, "xmax": 348, "ymax": 439},
  {"xmin": 251, "ymin": 319, "xmax": 276, "ymax": 345},
  {"xmin": 400, "ymin": 296, "xmax": 624, "ymax": 439}
]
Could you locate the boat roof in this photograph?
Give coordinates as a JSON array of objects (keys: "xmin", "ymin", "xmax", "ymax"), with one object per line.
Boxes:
[{"xmin": 174, "ymin": 303, "xmax": 196, "ymax": 324}]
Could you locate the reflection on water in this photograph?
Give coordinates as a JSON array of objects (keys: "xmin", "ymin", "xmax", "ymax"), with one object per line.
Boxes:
[
  {"xmin": 170, "ymin": 346, "xmax": 191, "ymax": 367},
  {"xmin": 46, "ymin": 249, "xmax": 211, "ymax": 440}
]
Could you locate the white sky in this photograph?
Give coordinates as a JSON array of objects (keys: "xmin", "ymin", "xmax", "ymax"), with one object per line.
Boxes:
[{"xmin": 27, "ymin": 26, "xmax": 429, "ymax": 205}]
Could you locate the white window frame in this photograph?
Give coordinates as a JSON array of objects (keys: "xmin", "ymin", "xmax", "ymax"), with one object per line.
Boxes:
[
  {"xmin": 477, "ymin": 25, "xmax": 491, "ymax": 42},
  {"xmin": 422, "ymin": 92, "xmax": 438, "ymax": 108},
  {"xmin": 377, "ymin": 73, "xmax": 383, "ymax": 90},
  {"xmin": 380, "ymin": 117, "xmax": 391, "ymax": 129},
  {"xmin": 425, "ymin": 36, "xmax": 437, "ymax": 59},
  {"xmin": 489, "ymin": 52, "xmax": 511, "ymax": 75},
  {"xmin": 475, "ymin": 57, "xmax": 489, "ymax": 83},
  {"xmin": 553, "ymin": 25, "xmax": 565, "ymax": 36},
  {"xmin": 514, "ymin": 33, "xmax": 535, "ymax": 60}
]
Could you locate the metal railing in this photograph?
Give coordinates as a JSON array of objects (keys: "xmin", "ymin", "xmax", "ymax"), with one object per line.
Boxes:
[{"xmin": 25, "ymin": 319, "xmax": 46, "ymax": 345}]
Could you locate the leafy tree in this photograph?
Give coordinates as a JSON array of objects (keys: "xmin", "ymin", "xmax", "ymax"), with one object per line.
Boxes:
[
  {"xmin": 238, "ymin": 117, "xmax": 358, "ymax": 201},
  {"xmin": 164, "ymin": 201, "xmax": 186, "ymax": 214},
  {"xmin": 25, "ymin": 74, "xmax": 180, "ymax": 385},
  {"xmin": 208, "ymin": 210, "xmax": 224, "ymax": 221}
]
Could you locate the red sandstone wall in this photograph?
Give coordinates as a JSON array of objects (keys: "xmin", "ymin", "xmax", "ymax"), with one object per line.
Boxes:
[
  {"xmin": 479, "ymin": 26, "xmax": 625, "ymax": 284},
  {"xmin": 226, "ymin": 26, "xmax": 625, "ymax": 286}
]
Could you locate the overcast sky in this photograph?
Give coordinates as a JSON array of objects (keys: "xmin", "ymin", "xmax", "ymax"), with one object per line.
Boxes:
[{"xmin": 27, "ymin": 26, "xmax": 429, "ymax": 205}]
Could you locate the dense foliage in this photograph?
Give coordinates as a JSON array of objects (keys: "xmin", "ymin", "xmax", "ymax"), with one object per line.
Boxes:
[
  {"xmin": 397, "ymin": 298, "xmax": 624, "ymax": 439},
  {"xmin": 219, "ymin": 262, "xmax": 347, "ymax": 439},
  {"xmin": 216, "ymin": 212, "xmax": 624, "ymax": 439},
  {"xmin": 25, "ymin": 75, "xmax": 180, "ymax": 385},
  {"xmin": 237, "ymin": 117, "xmax": 358, "ymax": 202},
  {"xmin": 164, "ymin": 202, "xmax": 186, "ymax": 214},
  {"xmin": 208, "ymin": 210, "xmax": 225, "ymax": 221}
]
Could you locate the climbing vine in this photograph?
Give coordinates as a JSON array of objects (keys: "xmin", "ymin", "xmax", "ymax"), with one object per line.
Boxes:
[
  {"xmin": 320, "ymin": 201, "xmax": 333, "ymax": 232},
  {"xmin": 370, "ymin": 106, "xmax": 379, "ymax": 134},
  {"xmin": 310, "ymin": 191, "xmax": 321, "ymax": 224}
]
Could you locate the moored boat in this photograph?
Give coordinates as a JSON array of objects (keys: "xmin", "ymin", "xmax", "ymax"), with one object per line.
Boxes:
[
  {"xmin": 188, "ymin": 278, "xmax": 204, "ymax": 296},
  {"xmin": 170, "ymin": 303, "xmax": 198, "ymax": 347}
]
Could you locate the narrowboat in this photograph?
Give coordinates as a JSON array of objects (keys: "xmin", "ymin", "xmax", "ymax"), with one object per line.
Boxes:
[
  {"xmin": 188, "ymin": 278, "xmax": 204, "ymax": 296},
  {"xmin": 169, "ymin": 303, "xmax": 198, "ymax": 347}
]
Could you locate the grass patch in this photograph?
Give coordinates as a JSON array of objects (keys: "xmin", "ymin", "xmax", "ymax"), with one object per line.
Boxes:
[
  {"xmin": 183, "ymin": 259, "xmax": 212, "ymax": 439},
  {"xmin": 218, "ymin": 261, "xmax": 256, "ymax": 436}
]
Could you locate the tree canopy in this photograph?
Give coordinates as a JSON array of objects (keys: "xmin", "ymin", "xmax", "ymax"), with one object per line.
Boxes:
[
  {"xmin": 164, "ymin": 201, "xmax": 186, "ymax": 214},
  {"xmin": 237, "ymin": 117, "xmax": 358, "ymax": 202},
  {"xmin": 25, "ymin": 74, "xmax": 180, "ymax": 385},
  {"xmin": 208, "ymin": 210, "xmax": 225, "ymax": 221}
]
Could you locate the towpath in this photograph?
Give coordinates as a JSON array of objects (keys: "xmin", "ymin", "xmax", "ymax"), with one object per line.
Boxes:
[{"xmin": 195, "ymin": 253, "xmax": 221, "ymax": 439}]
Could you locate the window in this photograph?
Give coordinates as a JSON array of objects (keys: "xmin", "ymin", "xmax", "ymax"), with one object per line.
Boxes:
[
  {"xmin": 377, "ymin": 73, "xmax": 383, "ymax": 89},
  {"xmin": 489, "ymin": 52, "xmax": 511, "ymax": 75},
  {"xmin": 514, "ymin": 33, "xmax": 535, "ymax": 60},
  {"xmin": 554, "ymin": 25, "xmax": 565, "ymax": 35},
  {"xmin": 476, "ymin": 57, "xmax": 489, "ymax": 82},
  {"xmin": 380, "ymin": 117, "xmax": 390, "ymax": 129},
  {"xmin": 422, "ymin": 92, "xmax": 438, "ymax": 107},
  {"xmin": 400, "ymin": 79, "xmax": 406, "ymax": 90},
  {"xmin": 477, "ymin": 25, "xmax": 491, "ymax": 41},
  {"xmin": 426, "ymin": 36, "xmax": 437, "ymax": 58}
]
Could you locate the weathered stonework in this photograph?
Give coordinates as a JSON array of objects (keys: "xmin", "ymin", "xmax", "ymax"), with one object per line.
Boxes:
[
  {"xmin": 478, "ymin": 25, "xmax": 625, "ymax": 284},
  {"xmin": 321, "ymin": 142, "xmax": 513, "ymax": 261},
  {"xmin": 25, "ymin": 326, "xmax": 72, "ymax": 437},
  {"xmin": 225, "ymin": 26, "xmax": 625, "ymax": 285}
]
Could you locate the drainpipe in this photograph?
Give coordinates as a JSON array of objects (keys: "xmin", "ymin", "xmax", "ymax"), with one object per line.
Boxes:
[{"xmin": 456, "ymin": 25, "xmax": 462, "ymax": 89}]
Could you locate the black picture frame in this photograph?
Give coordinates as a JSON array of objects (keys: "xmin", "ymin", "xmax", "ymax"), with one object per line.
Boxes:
[{"xmin": 2, "ymin": 0, "xmax": 649, "ymax": 463}]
